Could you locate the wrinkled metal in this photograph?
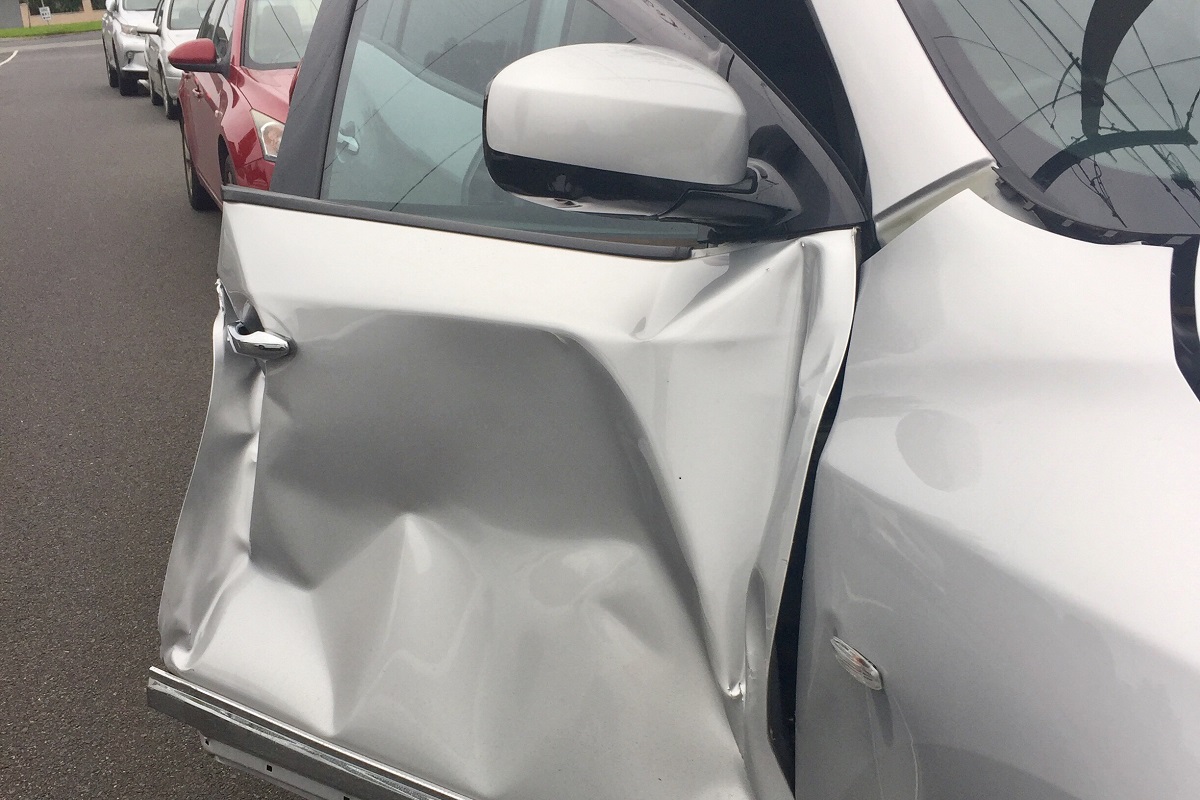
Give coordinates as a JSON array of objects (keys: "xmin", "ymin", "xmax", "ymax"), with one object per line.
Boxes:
[{"xmin": 160, "ymin": 202, "xmax": 858, "ymax": 800}]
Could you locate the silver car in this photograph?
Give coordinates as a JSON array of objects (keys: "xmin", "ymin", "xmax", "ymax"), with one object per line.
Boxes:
[
  {"xmin": 101, "ymin": 0, "xmax": 159, "ymax": 96},
  {"xmin": 144, "ymin": 0, "xmax": 203, "ymax": 119},
  {"xmin": 149, "ymin": 1, "xmax": 1200, "ymax": 800}
]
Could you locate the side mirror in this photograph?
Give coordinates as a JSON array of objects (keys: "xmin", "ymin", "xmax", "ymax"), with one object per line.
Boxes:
[
  {"xmin": 105, "ymin": 0, "xmax": 117, "ymax": 12},
  {"xmin": 134, "ymin": 22, "xmax": 158, "ymax": 35},
  {"xmin": 484, "ymin": 44, "xmax": 799, "ymax": 230},
  {"xmin": 169, "ymin": 39, "xmax": 219, "ymax": 73}
]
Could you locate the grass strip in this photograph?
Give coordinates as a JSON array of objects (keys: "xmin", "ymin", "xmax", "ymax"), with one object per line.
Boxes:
[{"xmin": 0, "ymin": 20, "xmax": 102, "ymax": 38}]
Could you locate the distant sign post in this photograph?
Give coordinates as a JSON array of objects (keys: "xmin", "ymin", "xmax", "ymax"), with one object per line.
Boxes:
[{"xmin": 39, "ymin": 6, "xmax": 52, "ymax": 23}]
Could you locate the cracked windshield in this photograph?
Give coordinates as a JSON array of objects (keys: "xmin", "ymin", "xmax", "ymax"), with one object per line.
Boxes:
[{"xmin": 905, "ymin": 0, "xmax": 1200, "ymax": 237}]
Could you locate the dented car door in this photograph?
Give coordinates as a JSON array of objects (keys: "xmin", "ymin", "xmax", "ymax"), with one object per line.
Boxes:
[
  {"xmin": 159, "ymin": 209, "xmax": 857, "ymax": 800},
  {"xmin": 151, "ymin": 1, "xmax": 868, "ymax": 799}
]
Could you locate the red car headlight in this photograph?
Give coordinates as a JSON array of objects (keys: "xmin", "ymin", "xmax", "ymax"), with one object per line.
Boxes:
[{"xmin": 251, "ymin": 109, "xmax": 285, "ymax": 161}]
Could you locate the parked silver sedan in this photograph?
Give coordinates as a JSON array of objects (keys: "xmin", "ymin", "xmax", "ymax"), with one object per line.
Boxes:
[
  {"xmin": 144, "ymin": 0, "xmax": 203, "ymax": 119},
  {"xmin": 101, "ymin": 0, "xmax": 159, "ymax": 96}
]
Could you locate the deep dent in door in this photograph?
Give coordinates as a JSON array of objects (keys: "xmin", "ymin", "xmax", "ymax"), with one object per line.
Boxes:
[{"xmin": 160, "ymin": 203, "xmax": 857, "ymax": 800}]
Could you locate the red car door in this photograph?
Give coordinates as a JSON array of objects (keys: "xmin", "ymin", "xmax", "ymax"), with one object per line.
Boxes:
[{"xmin": 184, "ymin": 0, "xmax": 237, "ymax": 197}]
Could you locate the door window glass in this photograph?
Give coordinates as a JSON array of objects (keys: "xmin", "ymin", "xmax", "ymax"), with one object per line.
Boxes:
[
  {"xmin": 169, "ymin": 0, "xmax": 206, "ymax": 29},
  {"xmin": 244, "ymin": 0, "xmax": 324, "ymax": 68},
  {"xmin": 212, "ymin": 0, "xmax": 236, "ymax": 60},
  {"xmin": 394, "ymin": 1, "xmax": 531, "ymax": 97},
  {"xmin": 321, "ymin": 0, "xmax": 709, "ymax": 246},
  {"xmin": 196, "ymin": 0, "xmax": 220, "ymax": 39},
  {"xmin": 684, "ymin": 0, "xmax": 866, "ymax": 196}
]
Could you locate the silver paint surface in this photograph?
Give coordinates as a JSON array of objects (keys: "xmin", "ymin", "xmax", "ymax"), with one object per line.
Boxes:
[
  {"xmin": 160, "ymin": 203, "xmax": 857, "ymax": 800},
  {"xmin": 796, "ymin": 189, "xmax": 1200, "ymax": 800}
]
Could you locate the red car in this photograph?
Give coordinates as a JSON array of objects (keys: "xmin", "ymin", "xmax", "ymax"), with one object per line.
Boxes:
[{"xmin": 168, "ymin": 0, "xmax": 322, "ymax": 209}]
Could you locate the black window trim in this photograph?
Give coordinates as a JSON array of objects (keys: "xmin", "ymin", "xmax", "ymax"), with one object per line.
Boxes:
[
  {"xmin": 673, "ymin": 0, "xmax": 870, "ymax": 211},
  {"xmin": 223, "ymin": 184, "xmax": 695, "ymax": 260},
  {"xmin": 195, "ymin": 0, "xmax": 225, "ymax": 43}
]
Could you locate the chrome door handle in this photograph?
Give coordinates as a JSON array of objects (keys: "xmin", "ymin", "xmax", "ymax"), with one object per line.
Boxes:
[
  {"xmin": 337, "ymin": 131, "xmax": 359, "ymax": 155},
  {"xmin": 336, "ymin": 122, "xmax": 359, "ymax": 160},
  {"xmin": 191, "ymin": 87, "xmax": 202, "ymax": 97},
  {"xmin": 226, "ymin": 323, "xmax": 292, "ymax": 360}
]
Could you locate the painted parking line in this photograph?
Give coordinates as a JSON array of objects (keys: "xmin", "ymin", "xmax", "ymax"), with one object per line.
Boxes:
[
  {"xmin": 0, "ymin": 50, "xmax": 16, "ymax": 67},
  {"xmin": 0, "ymin": 39, "xmax": 98, "ymax": 54}
]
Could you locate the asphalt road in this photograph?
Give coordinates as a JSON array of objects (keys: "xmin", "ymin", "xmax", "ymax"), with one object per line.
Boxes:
[{"xmin": 0, "ymin": 33, "xmax": 289, "ymax": 799}]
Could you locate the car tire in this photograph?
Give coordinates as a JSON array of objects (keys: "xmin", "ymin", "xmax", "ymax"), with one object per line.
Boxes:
[
  {"xmin": 118, "ymin": 69, "xmax": 138, "ymax": 97},
  {"xmin": 149, "ymin": 69, "xmax": 163, "ymax": 106},
  {"xmin": 106, "ymin": 47, "xmax": 119, "ymax": 88},
  {"xmin": 163, "ymin": 69, "xmax": 179, "ymax": 120},
  {"xmin": 181, "ymin": 120, "xmax": 216, "ymax": 211},
  {"xmin": 221, "ymin": 151, "xmax": 238, "ymax": 187}
]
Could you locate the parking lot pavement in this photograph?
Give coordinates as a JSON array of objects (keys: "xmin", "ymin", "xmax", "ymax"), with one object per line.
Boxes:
[{"xmin": 0, "ymin": 32, "xmax": 289, "ymax": 799}]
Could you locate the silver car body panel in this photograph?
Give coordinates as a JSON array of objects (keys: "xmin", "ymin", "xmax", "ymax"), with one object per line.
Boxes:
[
  {"xmin": 160, "ymin": 201, "xmax": 859, "ymax": 800},
  {"xmin": 795, "ymin": 189, "xmax": 1200, "ymax": 800},
  {"xmin": 148, "ymin": 666, "xmax": 467, "ymax": 800},
  {"xmin": 102, "ymin": 7, "xmax": 153, "ymax": 73},
  {"xmin": 146, "ymin": 23, "xmax": 198, "ymax": 97},
  {"xmin": 120, "ymin": 49, "xmax": 148, "ymax": 73}
]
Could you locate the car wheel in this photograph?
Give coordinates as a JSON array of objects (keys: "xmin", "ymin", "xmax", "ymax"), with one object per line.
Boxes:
[
  {"xmin": 163, "ymin": 70, "xmax": 179, "ymax": 120},
  {"xmin": 221, "ymin": 151, "xmax": 238, "ymax": 187},
  {"xmin": 181, "ymin": 120, "xmax": 216, "ymax": 211},
  {"xmin": 106, "ymin": 46, "xmax": 118, "ymax": 88},
  {"xmin": 149, "ymin": 69, "xmax": 163, "ymax": 106},
  {"xmin": 117, "ymin": 69, "xmax": 138, "ymax": 97}
]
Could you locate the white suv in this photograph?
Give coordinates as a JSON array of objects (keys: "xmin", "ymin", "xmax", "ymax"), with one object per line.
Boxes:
[{"xmin": 101, "ymin": 0, "xmax": 160, "ymax": 95}]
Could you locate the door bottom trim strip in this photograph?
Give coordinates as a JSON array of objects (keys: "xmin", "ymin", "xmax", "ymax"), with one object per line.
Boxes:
[{"xmin": 147, "ymin": 667, "xmax": 471, "ymax": 800}]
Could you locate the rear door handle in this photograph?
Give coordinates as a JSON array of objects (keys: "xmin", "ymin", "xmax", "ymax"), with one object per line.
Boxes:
[
  {"xmin": 226, "ymin": 323, "xmax": 291, "ymax": 360},
  {"xmin": 337, "ymin": 121, "xmax": 359, "ymax": 157},
  {"xmin": 217, "ymin": 281, "xmax": 293, "ymax": 361}
]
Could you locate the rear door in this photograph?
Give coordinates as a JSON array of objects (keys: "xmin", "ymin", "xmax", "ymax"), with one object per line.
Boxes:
[{"xmin": 159, "ymin": 2, "xmax": 864, "ymax": 800}]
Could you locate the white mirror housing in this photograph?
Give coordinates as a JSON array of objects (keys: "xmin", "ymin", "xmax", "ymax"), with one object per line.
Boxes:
[
  {"xmin": 482, "ymin": 43, "xmax": 804, "ymax": 228},
  {"xmin": 485, "ymin": 43, "xmax": 748, "ymax": 187}
]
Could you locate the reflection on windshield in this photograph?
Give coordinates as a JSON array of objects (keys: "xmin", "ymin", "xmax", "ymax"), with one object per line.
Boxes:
[
  {"xmin": 245, "ymin": 0, "xmax": 323, "ymax": 68},
  {"xmin": 904, "ymin": 0, "xmax": 1200, "ymax": 238},
  {"xmin": 168, "ymin": 0, "xmax": 205, "ymax": 29}
]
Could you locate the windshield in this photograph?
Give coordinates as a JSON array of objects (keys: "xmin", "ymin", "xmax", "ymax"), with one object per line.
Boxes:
[
  {"xmin": 901, "ymin": 0, "xmax": 1200, "ymax": 240},
  {"xmin": 168, "ymin": 0, "xmax": 204, "ymax": 29},
  {"xmin": 243, "ymin": 0, "xmax": 323, "ymax": 69},
  {"xmin": 124, "ymin": 0, "xmax": 160, "ymax": 11}
]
